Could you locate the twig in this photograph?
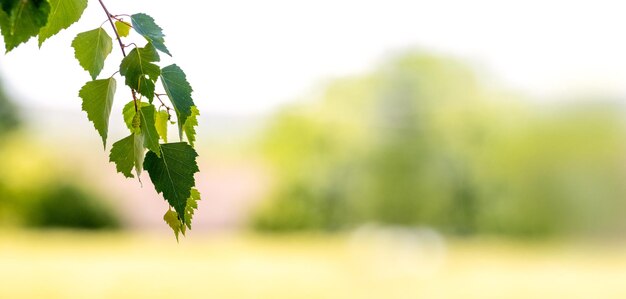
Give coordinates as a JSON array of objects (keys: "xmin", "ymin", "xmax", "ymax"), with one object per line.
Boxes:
[{"xmin": 97, "ymin": 0, "xmax": 139, "ymax": 112}]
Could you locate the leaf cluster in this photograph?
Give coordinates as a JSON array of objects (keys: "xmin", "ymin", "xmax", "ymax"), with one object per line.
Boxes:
[{"xmin": 0, "ymin": 1, "xmax": 202, "ymax": 239}]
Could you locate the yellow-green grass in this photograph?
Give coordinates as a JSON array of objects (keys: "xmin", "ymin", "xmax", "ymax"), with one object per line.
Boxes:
[{"xmin": 1, "ymin": 231, "xmax": 626, "ymax": 299}]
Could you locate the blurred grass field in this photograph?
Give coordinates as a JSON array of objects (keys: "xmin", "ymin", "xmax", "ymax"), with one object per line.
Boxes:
[{"xmin": 2, "ymin": 231, "xmax": 626, "ymax": 299}]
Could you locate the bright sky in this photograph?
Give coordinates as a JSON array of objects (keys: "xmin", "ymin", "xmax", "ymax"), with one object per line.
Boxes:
[{"xmin": 2, "ymin": 0, "xmax": 626, "ymax": 116}]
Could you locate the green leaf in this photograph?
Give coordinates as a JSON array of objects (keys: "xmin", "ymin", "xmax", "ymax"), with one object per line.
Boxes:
[
  {"xmin": 122, "ymin": 100, "xmax": 151, "ymax": 133},
  {"xmin": 120, "ymin": 44, "xmax": 160, "ymax": 101},
  {"xmin": 78, "ymin": 78, "xmax": 117, "ymax": 148},
  {"xmin": 72, "ymin": 28, "xmax": 113, "ymax": 80},
  {"xmin": 160, "ymin": 64, "xmax": 194, "ymax": 139},
  {"xmin": 163, "ymin": 188, "xmax": 200, "ymax": 239},
  {"xmin": 144, "ymin": 142, "xmax": 199, "ymax": 222},
  {"xmin": 163, "ymin": 209, "xmax": 182, "ymax": 241},
  {"xmin": 109, "ymin": 133, "xmax": 145, "ymax": 178},
  {"xmin": 0, "ymin": 0, "xmax": 50, "ymax": 52},
  {"xmin": 130, "ymin": 13, "xmax": 170, "ymax": 56},
  {"xmin": 183, "ymin": 106, "xmax": 199, "ymax": 146},
  {"xmin": 156, "ymin": 109, "xmax": 169, "ymax": 142},
  {"xmin": 114, "ymin": 20, "xmax": 131, "ymax": 37},
  {"xmin": 182, "ymin": 188, "xmax": 201, "ymax": 232},
  {"xmin": 122, "ymin": 101, "xmax": 139, "ymax": 134},
  {"xmin": 122, "ymin": 101, "xmax": 159, "ymax": 156},
  {"xmin": 38, "ymin": 0, "xmax": 87, "ymax": 46},
  {"xmin": 139, "ymin": 104, "xmax": 161, "ymax": 156},
  {"xmin": 109, "ymin": 135, "xmax": 135, "ymax": 178}
]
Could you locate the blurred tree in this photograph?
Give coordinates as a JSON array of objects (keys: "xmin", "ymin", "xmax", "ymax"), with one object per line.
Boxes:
[
  {"xmin": 0, "ymin": 77, "xmax": 19, "ymax": 224},
  {"xmin": 251, "ymin": 52, "xmax": 626, "ymax": 238},
  {"xmin": 0, "ymin": 78, "xmax": 121, "ymax": 230},
  {"xmin": 0, "ymin": 79, "xmax": 19, "ymax": 137},
  {"xmin": 25, "ymin": 183, "xmax": 120, "ymax": 229}
]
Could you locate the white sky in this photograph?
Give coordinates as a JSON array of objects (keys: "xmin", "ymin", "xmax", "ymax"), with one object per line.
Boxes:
[{"xmin": 2, "ymin": 0, "xmax": 626, "ymax": 116}]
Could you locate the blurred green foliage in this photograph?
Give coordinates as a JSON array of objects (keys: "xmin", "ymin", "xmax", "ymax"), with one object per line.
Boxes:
[
  {"xmin": 24, "ymin": 183, "xmax": 121, "ymax": 229},
  {"xmin": 0, "ymin": 81, "xmax": 121, "ymax": 230},
  {"xmin": 252, "ymin": 53, "xmax": 626, "ymax": 238},
  {"xmin": 0, "ymin": 79, "xmax": 19, "ymax": 137},
  {"xmin": 0, "ymin": 136, "xmax": 122, "ymax": 230}
]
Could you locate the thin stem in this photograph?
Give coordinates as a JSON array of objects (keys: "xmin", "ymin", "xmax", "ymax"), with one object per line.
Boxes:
[
  {"xmin": 154, "ymin": 94, "xmax": 172, "ymax": 120},
  {"xmin": 155, "ymin": 93, "xmax": 172, "ymax": 111},
  {"xmin": 111, "ymin": 16, "xmax": 133, "ymax": 29},
  {"xmin": 97, "ymin": 0, "xmax": 139, "ymax": 112},
  {"xmin": 97, "ymin": 0, "xmax": 126, "ymax": 56}
]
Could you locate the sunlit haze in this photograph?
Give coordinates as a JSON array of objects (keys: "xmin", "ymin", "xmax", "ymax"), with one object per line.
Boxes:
[{"xmin": 2, "ymin": 0, "xmax": 626, "ymax": 116}]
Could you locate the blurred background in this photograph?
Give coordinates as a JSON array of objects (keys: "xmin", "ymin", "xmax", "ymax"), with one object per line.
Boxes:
[{"xmin": 2, "ymin": 0, "xmax": 626, "ymax": 298}]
